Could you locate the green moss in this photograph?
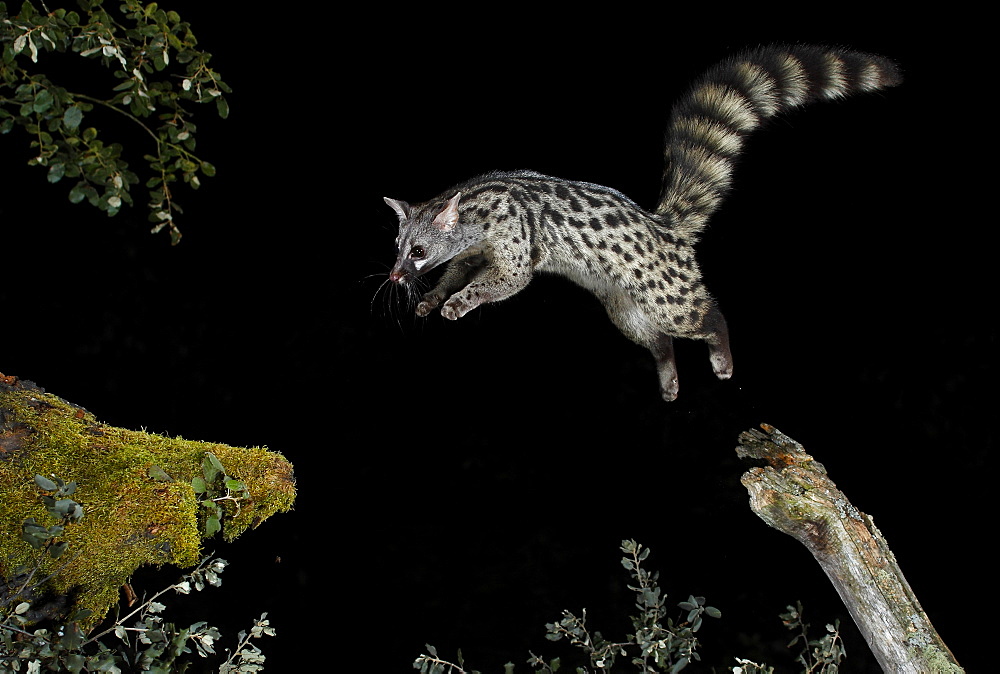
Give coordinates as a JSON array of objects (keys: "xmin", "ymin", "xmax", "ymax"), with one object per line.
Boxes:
[
  {"xmin": 920, "ymin": 645, "xmax": 964, "ymax": 673},
  {"xmin": 1, "ymin": 384, "xmax": 295, "ymax": 627}
]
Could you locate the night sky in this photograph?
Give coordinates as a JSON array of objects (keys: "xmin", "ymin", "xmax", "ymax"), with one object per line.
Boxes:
[{"xmin": 2, "ymin": 6, "xmax": 989, "ymax": 672}]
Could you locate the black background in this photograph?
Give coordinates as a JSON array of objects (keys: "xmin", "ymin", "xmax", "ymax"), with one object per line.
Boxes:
[{"xmin": 2, "ymin": 6, "xmax": 990, "ymax": 672}]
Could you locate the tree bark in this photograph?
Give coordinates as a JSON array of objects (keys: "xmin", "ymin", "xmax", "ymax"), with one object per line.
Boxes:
[{"xmin": 736, "ymin": 424, "xmax": 962, "ymax": 673}]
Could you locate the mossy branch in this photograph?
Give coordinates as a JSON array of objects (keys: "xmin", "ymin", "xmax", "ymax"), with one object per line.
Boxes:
[{"xmin": 0, "ymin": 372, "xmax": 295, "ymax": 629}]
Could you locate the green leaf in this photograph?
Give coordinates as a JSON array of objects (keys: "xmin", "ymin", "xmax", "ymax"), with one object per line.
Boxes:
[
  {"xmin": 62, "ymin": 653, "xmax": 86, "ymax": 673},
  {"xmin": 21, "ymin": 529, "xmax": 47, "ymax": 548},
  {"xmin": 34, "ymin": 474, "xmax": 58, "ymax": 491},
  {"xmin": 22, "ymin": 517, "xmax": 43, "ymax": 530},
  {"xmin": 32, "ymin": 88, "xmax": 54, "ymax": 113},
  {"xmin": 205, "ymin": 515, "xmax": 220, "ymax": 536},
  {"xmin": 63, "ymin": 105, "xmax": 84, "ymax": 130},
  {"xmin": 148, "ymin": 465, "xmax": 173, "ymax": 482},
  {"xmin": 203, "ymin": 453, "xmax": 224, "ymax": 482},
  {"xmin": 215, "ymin": 96, "xmax": 229, "ymax": 119},
  {"xmin": 52, "ymin": 498, "xmax": 83, "ymax": 520},
  {"xmin": 68, "ymin": 608, "xmax": 93, "ymax": 622},
  {"xmin": 191, "ymin": 476, "xmax": 207, "ymax": 493}
]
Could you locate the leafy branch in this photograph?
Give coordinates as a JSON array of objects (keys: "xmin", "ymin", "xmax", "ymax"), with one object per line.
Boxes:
[
  {"xmin": 1, "ymin": 0, "xmax": 230, "ymax": 243},
  {"xmin": 414, "ymin": 645, "xmax": 487, "ymax": 674},
  {"xmin": 732, "ymin": 602, "xmax": 846, "ymax": 674},
  {"xmin": 780, "ymin": 601, "xmax": 845, "ymax": 673},
  {"xmin": 537, "ymin": 539, "xmax": 720, "ymax": 672},
  {"xmin": 415, "ymin": 540, "xmax": 721, "ymax": 673}
]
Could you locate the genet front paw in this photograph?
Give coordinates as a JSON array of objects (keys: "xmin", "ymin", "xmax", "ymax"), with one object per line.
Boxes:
[
  {"xmin": 415, "ymin": 293, "xmax": 443, "ymax": 317},
  {"xmin": 441, "ymin": 295, "xmax": 477, "ymax": 320}
]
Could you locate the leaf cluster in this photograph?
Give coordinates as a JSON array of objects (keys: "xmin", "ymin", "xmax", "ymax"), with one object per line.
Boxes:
[
  {"xmin": 3, "ymin": 474, "xmax": 90, "ymax": 643},
  {"xmin": 413, "ymin": 644, "xmax": 488, "ymax": 674},
  {"xmin": 733, "ymin": 602, "xmax": 846, "ymax": 674},
  {"xmin": 20, "ymin": 473, "xmax": 83, "ymax": 560},
  {"xmin": 779, "ymin": 601, "xmax": 845, "ymax": 673},
  {"xmin": 1, "ymin": 0, "xmax": 230, "ymax": 243},
  {"xmin": 535, "ymin": 540, "xmax": 721, "ymax": 673},
  {"xmin": 191, "ymin": 452, "xmax": 250, "ymax": 539}
]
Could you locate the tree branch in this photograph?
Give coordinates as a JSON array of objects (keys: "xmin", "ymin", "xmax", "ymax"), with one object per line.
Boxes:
[{"xmin": 736, "ymin": 424, "xmax": 963, "ymax": 673}]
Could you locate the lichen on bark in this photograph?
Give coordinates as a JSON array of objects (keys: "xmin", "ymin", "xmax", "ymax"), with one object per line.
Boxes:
[{"xmin": 0, "ymin": 373, "xmax": 295, "ymax": 627}]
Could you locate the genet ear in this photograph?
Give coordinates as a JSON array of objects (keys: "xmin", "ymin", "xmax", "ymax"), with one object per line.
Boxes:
[
  {"xmin": 383, "ymin": 197, "xmax": 410, "ymax": 220},
  {"xmin": 432, "ymin": 192, "xmax": 462, "ymax": 232}
]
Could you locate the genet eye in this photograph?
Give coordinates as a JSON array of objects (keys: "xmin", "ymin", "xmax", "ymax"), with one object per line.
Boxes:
[{"xmin": 410, "ymin": 246, "xmax": 426, "ymax": 259}]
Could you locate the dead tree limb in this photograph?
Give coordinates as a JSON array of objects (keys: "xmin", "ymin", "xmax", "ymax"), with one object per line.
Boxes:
[{"xmin": 736, "ymin": 424, "xmax": 962, "ymax": 673}]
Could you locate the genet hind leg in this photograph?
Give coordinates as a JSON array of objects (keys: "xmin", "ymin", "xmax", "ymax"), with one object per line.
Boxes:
[
  {"xmin": 702, "ymin": 305, "xmax": 733, "ymax": 380},
  {"xmin": 593, "ymin": 287, "xmax": 682, "ymax": 400},
  {"xmin": 651, "ymin": 332, "xmax": 679, "ymax": 401},
  {"xmin": 593, "ymin": 285, "xmax": 692, "ymax": 401}
]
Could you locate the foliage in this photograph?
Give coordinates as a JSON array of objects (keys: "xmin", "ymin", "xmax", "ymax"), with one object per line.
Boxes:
[
  {"xmin": 147, "ymin": 451, "xmax": 253, "ymax": 540},
  {"xmin": 732, "ymin": 602, "xmax": 845, "ymax": 673},
  {"xmin": 20, "ymin": 473, "xmax": 83, "ymax": 560},
  {"xmin": 414, "ymin": 540, "xmax": 722, "ymax": 673},
  {"xmin": 0, "ymin": 0, "xmax": 230, "ymax": 243},
  {"xmin": 414, "ymin": 542, "xmax": 850, "ymax": 674},
  {"xmin": 779, "ymin": 601, "xmax": 845, "ymax": 673},
  {"xmin": 1, "ymin": 474, "xmax": 274, "ymax": 672},
  {"xmin": 191, "ymin": 452, "xmax": 250, "ymax": 539}
]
